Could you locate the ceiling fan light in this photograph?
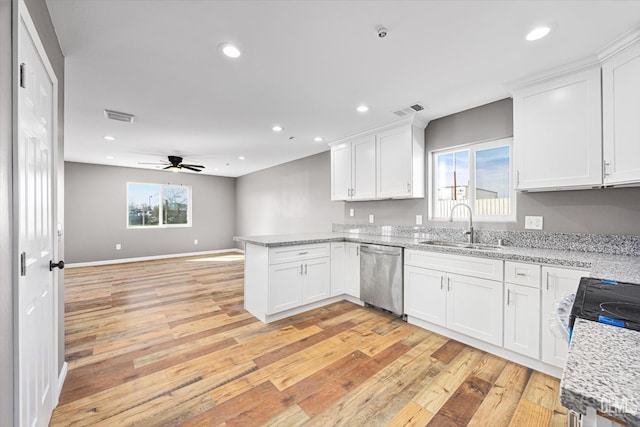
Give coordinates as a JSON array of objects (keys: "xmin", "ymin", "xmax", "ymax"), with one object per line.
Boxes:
[{"xmin": 167, "ymin": 166, "xmax": 181, "ymax": 172}]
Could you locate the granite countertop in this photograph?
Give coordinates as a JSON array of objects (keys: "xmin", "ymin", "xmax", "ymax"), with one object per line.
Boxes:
[
  {"xmin": 561, "ymin": 318, "xmax": 640, "ymax": 425},
  {"xmin": 234, "ymin": 232, "xmax": 640, "ymax": 283}
]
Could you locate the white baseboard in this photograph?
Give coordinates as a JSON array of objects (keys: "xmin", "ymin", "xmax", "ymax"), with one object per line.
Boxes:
[
  {"xmin": 65, "ymin": 248, "xmax": 244, "ymax": 268},
  {"xmin": 55, "ymin": 362, "xmax": 68, "ymax": 405}
]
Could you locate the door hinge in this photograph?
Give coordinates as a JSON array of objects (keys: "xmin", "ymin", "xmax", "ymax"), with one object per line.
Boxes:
[
  {"xmin": 20, "ymin": 252, "xmax": 26, "ymax": 276},
  {"xmin": 19, "ymin": 63, "xmax": 26, "ymax": 88}
]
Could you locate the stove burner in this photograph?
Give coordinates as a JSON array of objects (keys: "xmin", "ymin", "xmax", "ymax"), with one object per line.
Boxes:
[{"xmin": 599, "ymin": 302, "xmax": 640, "ymax": 320}]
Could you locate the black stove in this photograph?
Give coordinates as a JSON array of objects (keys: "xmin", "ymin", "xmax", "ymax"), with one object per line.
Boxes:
[{"xmin": 569, "ymin": 277, "xmax": 640, "ymax": 333}]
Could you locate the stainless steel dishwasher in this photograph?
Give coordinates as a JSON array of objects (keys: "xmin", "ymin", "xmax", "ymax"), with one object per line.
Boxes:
[{"xmin": 360, "ymin": 244, "xmax": 404, "ymax": 317}]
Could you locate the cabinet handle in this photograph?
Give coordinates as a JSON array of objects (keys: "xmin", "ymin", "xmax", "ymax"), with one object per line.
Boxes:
[
  {"xmin": 298, "ymin": 251, "xmax": 308, "ymax": 255},
  {"xmin": 356, "ymin": 246, "xmax": 359, "ymax": 256},
  {"xmin": 516, "ymin": 272, "xmax": 527, "ymax": 277},
  {"xmin": 440, "ymin": 276, "xmax": 444, "ymax": 290},
  {"xmin": 300, "ymin": 264, "xmax": 303, "ymax": 275},
  {"xmin": 507, "ymin": 289, "xmax": 511, "ymax": 305},
  {"xmin": 304, "ymin": 263, "xmax": 308, "ymax": 275},
  {"xmin": 604, "ymin": 161, "xmax": 611, "ymax": 177},
  {"xmin": 407, "ymin": 182, "xmax": 411, "ymax": 192},
  {"xmin": 447, "ymin": 277, "xmax": 451, "ymax": 292},
  {"xmin": 516, "ymin": 170, "xmax": 520, "ymax": 187},
  {"xmin": 546, "ymin": 271, "xmax": 550, "ymax": 290}
]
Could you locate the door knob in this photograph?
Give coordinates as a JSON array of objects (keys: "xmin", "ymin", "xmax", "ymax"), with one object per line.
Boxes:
[{"xmin": 49, "ymin": 260, "xmax": 65, "ymax": 271}]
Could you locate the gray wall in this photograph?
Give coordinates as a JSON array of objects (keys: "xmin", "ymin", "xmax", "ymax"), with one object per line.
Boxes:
[
  {"xmin": 235, "ymin": 151, "xmax": 344, "ymax": 242},
  {"xmin": 343, "ymin": 98, "xmax": 640, "ymax": 235},
  {"xmin": 65, "ymin": 162, "xmax": 237, "ymax": 263}
]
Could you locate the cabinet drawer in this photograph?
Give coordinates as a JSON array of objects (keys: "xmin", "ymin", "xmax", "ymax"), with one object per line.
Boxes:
[
  {"xmin": 505, "ymin": 261, "xmax": 541, "ymax": 288},
  {"xmin": 269, "ymin": 243, "xmax": 330, "ymax": 265},
  {"xmin": 405, "ymin": 250, "xmax": 503, "ymax": 282}
]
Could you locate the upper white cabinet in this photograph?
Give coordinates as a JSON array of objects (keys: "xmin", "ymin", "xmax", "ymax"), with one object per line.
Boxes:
[
  {"xmin": 602, "ymin": 40, "xmax": 640, "ymax": 186},
  {"xmin": 512, "ymin": 66, "xmax": 603, "ymax": 191},
  {"xmin": 376, "ymin": 123, "xmax": 425, "ymax": 199},
  {"xmin": 330, "ymin": 117, "xmax": 427, "ymax": 201}
]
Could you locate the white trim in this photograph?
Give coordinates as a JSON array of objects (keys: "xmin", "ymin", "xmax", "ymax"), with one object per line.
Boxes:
[
  {"xmin": 597, "ymin": 25, "xmax": 640, "ymax": 63},
  {"xmin": 328, "ymin": 115, "xmax": 429, "ymax": 147},
  {"xmin": 126, "ymin": 182, "xmax": 193, "ymax": 229},
  {"xmin": 65, "ymin": 248, "xmax": 244, "ymax": 268},
  {"xmin": 55, "ymin": 362, "xmax": 67, "ymax": 406},
  {"xmin": 504, "ymin": 55, "xmax": 600, "ymax": 93}
]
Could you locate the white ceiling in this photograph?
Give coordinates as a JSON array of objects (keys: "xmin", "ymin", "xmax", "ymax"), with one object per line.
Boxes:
[{"xmin": 46, "ymin": 0, "xmax": 640, "ymax": 177}]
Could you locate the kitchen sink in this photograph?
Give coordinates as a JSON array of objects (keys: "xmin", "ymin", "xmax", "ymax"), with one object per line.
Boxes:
[{"xmin": 419, "ymin": 240, "xmax": 502, "ymax": 251}]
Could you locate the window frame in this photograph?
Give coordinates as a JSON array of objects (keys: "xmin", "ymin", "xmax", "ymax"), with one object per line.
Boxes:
[
  {"xmin": 428, "ymin": 137, "xmax": 516, "ymax": 223},
  {"xmin": 126, "ymin": 182, "xmax": 193, "ymax": 229}
]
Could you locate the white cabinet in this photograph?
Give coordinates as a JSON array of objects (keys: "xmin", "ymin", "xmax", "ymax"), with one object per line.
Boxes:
[
  {"xmin": 602, "ymin": 41, "xmax": 640, "ymax": 186},
  {"xmin": 404, "ymin": 250, "xmax": 503, "ymax": 346},
  {"xmin": 503, "ymin": 262, "xmax": 541, "ymax": 359},
  {"xmin": 330, "ymin": 117, "xmax": 427, "ymax": 201},
  {"xmin": 376, "ymin": 123, "xmax": 425, "ymax": 199},
  {"xmin": 513, "ymin": 67, "xmax": 603, "ymax": 191},
  {"xmin": 404, "ymin": 265, "xmax": 446, "ymax": 326},
  {"xmin": 301, "ymin": 258, "xmax": 331, "ymax": 304},
  {"xmin": 345, "ymin": 243, "xmax": 360, "ymax": 298},
  {"xmin": 330, "ymin": 135, "xmax": 375, "ymax": 201},
  {"xmin": 541, "ymin": 266, "xmax": 588, "ymax": 368},
  {"xmin": 330, "ymin": 242, "xmax": 346, "ymax": 296}
]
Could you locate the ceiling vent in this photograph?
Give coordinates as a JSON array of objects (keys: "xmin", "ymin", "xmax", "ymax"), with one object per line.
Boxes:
[
  {"xmin": 104, "ymin": 109, "xmax": 135, "ymax": 123},
  {"xmin": 392, "ymin": 103, "xmax": 425, "ymax": 117}
]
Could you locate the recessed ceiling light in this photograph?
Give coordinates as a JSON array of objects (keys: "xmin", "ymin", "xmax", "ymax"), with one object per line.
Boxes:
[
  {"xmin": 103, "ymin": 136, "xmax": 116, "ymax": 141},
  {"xmin": 314, "ymin": 137, "xmax": 323, "ymax": 142},
  {"xmin": 272, "ymin": 125, "xmax": 283, "ymax": 132},
  {"xmin": 106, "ymin": 155, "xmax": 114, "ymax": 160},
  {"xmin": 526, "ymin": 26, "xmax": 551, "ymax": 41},
  {"xmin": 356, "ymin": 105, "xmax": 369, "ymax": 113},
  {"xmin": 238, "ymin": 156, "xmax": 245, "ymax": 160},
  {"xmin": 219, "ymin": 42, "xmax": 241, "ymax": 58},
  {"xmin": 214, "ymin": 168, "xmax": 219, "ymax": 171}
]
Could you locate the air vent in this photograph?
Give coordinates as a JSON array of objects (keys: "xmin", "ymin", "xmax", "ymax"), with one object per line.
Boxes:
[
  {"xmin": 392, "ymin": 103, "xmax": 425, "ymax": 117},
  {"xmin": 104, "ymin": 109, "xmax": 135, "ymax": 123}
]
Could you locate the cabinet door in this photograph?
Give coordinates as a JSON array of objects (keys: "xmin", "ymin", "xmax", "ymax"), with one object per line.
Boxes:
[
  {"xmin": 331, "ymin": 143, "xmax": 352, "ymax": 201},
  {"xmin": 513, "ymin": 67, "xmax": 602, "ymax": 190},
  {"xmin": 504, "ymin": 283, "xmax": 540, "ymax": 359},
  {"xmin": 541, "ymin": 266, "xmax": 587, "ymax": 368},
  {"xmin": 404, "ymin": 266, "xmax": 446, "ymax": 326},
  {"xmin": 268, "ymin": 261, "xmax": 303, "ymax": 314},
  {"xmin": 302, "ymin": 258, "xmax": 331, "ymax": 304},
  {"xmin": 351, "ymin": 135, "xmax": 376, "ymax": 200},
  {"xmin": 603, "ymin": 43, "xmax": 640, "ymax": 185},
  {"xmin": 376, "ymin": 125, "xmax": 412, "ymax": 198},
  {"xmin": 447, "ymin": 273, "xmax": 503, "ymax": 346},
  {"xmin": 330, "ymin": 242, "xmax": 346, "ymax": 296},
  {"xmin": 345, "ymin": 243, "xmax": 360, "ymax": 298}
]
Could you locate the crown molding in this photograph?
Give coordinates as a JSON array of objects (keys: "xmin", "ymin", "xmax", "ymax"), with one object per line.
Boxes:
[
  {"xmin": 327, "ymin": 115, "xmax": 429, "ymax": 147},
  {"xmin": 597, "ymin": 25, "xmax": 640, "ymax": 62},
  {"xmin": 504, "ymin": 55, "xmax": 600, "ymax": 93}
]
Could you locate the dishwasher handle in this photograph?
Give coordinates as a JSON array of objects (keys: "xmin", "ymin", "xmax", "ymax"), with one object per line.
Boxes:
[{"xmin": 360, "ymin": 245, "xmax": 402, "ymax": 256}]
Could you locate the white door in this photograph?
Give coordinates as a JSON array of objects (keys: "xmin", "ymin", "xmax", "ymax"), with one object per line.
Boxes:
[
  {"xmin": 376, "ymin": 125, "xmax": 412, "ymax": 198},
  {"xmin": 404, "ymin": 266, "xmax": 446, "ymax": 326},
  {"xmin": 330, "ymin": 143, "xmax": 352, "ymax": 201},
  {"xmin": 541, "ymin": 266, "xmax": 587, "ymax": 368},
  {"xmin": 351, "ymin": 135, "xmax": 376, "ymax": 200},
  {"xmin": 602, "ymin": 42, "xmax": 640, "ymax": 185},
  {"xmin": 504, "ymin": 283, "xmax": 540, "ymax": 359},
  {"xmin": 18, "ymin": 7, "xmax": 58, "ymax": 427},
  {"xmin": 447, "ymin": 273, "xmax": 503, "ymax": 346}
]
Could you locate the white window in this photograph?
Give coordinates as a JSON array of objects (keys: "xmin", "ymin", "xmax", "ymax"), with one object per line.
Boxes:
[
  {"xmin": 127, "ymin": 183, "xmax": 192, "ymax": 228},
  {"xmin": 429, "ymin": 137, "xmax": 515, "ymax": 222}
]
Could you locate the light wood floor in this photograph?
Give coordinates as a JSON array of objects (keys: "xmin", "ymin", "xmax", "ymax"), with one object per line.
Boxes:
[{"xmin": 51, "ymin": 253, "xmax": 567, "ymax": 426}]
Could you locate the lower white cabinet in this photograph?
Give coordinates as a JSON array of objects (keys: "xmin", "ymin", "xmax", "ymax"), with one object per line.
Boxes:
[
  {"xmin": 345, "ymin": 243, "xmax": 360, "ymax": 298},
  {"xmin": 268, "ymin": 256, "xmax": 330, "ymax": 315},
  {"xmin": 504, "ymin": 282, "xmax": 540, "ymax": 359},
  {"xmin": 404, "ymin": 255, "xmax": 503, "ymax": 347},
  {"xmin": 330, "ymin": 242, "xmax": 346, "ymax": 296},
  {"xmin": 541, "ymin": 266, "xmax": 588, "ymax": 368}
]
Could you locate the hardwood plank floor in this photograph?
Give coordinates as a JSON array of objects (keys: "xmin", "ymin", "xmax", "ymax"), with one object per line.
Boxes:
[{"xmin": 51, "ymin": 253, "xmax": 568, "ymax": 426}]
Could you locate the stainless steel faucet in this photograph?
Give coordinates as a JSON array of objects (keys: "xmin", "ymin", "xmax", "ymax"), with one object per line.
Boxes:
[{"xmin": 448, "ymin": 203, "xmax": 474, "ymax": 243}]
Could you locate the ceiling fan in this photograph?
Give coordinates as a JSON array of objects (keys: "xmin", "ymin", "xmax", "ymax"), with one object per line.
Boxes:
[{"xmin": 139, "ymin": 155, "xmax": 205, "ymax": 172}]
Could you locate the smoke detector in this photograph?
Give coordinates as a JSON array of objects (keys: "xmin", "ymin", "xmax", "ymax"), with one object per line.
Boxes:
[
  {"xmin": 104, "ymin": 109, "xmax": 135, "ymax": 123},
  {"xmin": 392, "ymin": 103, "xmax": 425, "ymax": 117}
]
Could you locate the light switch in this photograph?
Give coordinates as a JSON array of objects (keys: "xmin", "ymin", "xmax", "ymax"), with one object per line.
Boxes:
[
  {"xmin": 115, "ymin": 244, "xmax": 122, "ymax": 250},
  {"xmin": 368, "ymin": 214, "xmax": 375, "ymax": 224},
  {"xmin": 349, "ymin": 208, "xmax": 355, "ymax": 217},
  {"xmin": 416, "ymin": 215, "xmax": 423, "ymax": 225}
]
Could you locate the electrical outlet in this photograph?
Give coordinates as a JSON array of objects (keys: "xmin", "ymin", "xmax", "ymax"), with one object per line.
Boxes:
[
  {"xmin": 194, "ymin": 239, "xmax": 198, "ymax": 245},
  {"xmin": 525, "ymin": 216, "xmax": 543, "ymax": 230},
  {"xmin": 349, "ymin": 208, "xmax": 355, "ymax": 217},
  {"xmin": 416, "ymin": 214, "xmax": 423, "ymax": 225},
  {"xmin": 115, "ymin": 244, "xmax": 121, "ymax": 250},
  {"xmin": 368, "ymin": 214, "xmax": 375, "ymax": 224}
]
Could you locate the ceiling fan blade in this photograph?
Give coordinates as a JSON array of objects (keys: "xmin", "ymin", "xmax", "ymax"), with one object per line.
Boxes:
[
  {"xmin": 163, "ymin": 165, "xmax": 176, "ymax": 170},
  {"xmin": 139, "ymin": 162, "xmax": 169, "ymax": 165},
  {"xmin": 180, "ymin": 163, "xmax": 205, "ymax": 168},
  {"xmin": 181, "ymin": 165, "xmax": 203, "ymax": 172}
]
